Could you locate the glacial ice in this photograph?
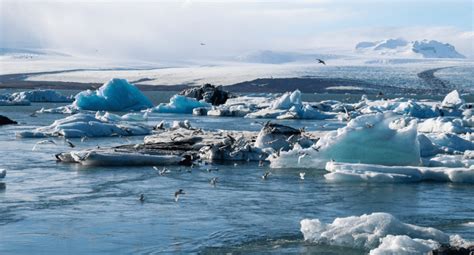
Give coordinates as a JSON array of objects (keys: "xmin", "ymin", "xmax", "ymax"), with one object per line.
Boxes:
[
  {"xmin": 269, "ymin": 113, "xmax": 421, "ymax": 168},
  {"xmin": 418, "ymin": 117, "xmax": 471, "ymax": 134},
  {"xmin": 17, "ymin": 113, "xmax": 151, "ymax": 138},
  {"xmin": 442, "ymin": 90, "xmax": 465, "ymax": 109},
  {"xmin": 153, "ymin": 95, "xmax": 211, "ymax": 114},
  {"xmin": 300, "ymin": 212, "xmax": 455, "ymax": 254},
  {"xmin": 9, "ymin": 89, "xmax": 72, "ymax": 102},
  {"xmin": 324, "ymin": 161, "xmax": 474, "ymax": 183},
  {"xmin": 73, "ymin": 78, "xmax": 153, "ymax": 111}
]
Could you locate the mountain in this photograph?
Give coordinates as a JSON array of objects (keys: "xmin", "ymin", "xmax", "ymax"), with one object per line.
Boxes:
[{"xmin": 355, "ymin": 39, "xmax": 465, "ymax": 58}]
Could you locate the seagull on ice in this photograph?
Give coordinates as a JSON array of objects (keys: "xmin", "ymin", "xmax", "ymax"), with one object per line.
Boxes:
[
  {"xmin": 139, "ymin": 194, "xmax": 145, "ymax": 202},
  {"xmin": 210, "ymin": 177, "xmax": 218, "ymax": 186},
  {"xmin": 32, "ymin": 139, "xmax": 56, "ymax": 151},
  {"xmin": 316, "ymin": 59, "xmax": 326, "ymax": 65},
  {"xmin": 65, "ymin": 139, "xmax": 75, "ymax": 148},
  {"xmin": 174, "ymin": 189, "xmax": 185, "ymax": 202},
  {"xmin": 262, "ymin": 171, "xmax": 271, "ymax": 180},
  {"xmin": 300, "ymin": 172, "xmax": 306, "ymax": 180}
]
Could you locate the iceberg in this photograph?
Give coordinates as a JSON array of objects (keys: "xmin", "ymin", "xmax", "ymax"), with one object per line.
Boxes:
[
  {"xmin": 441, "ymin": 90, "xmax": 465, "ymax": 109},
  {"xmin": 152, "ymin": 95, "xmax": 211, "ymax": 114},
  {"xmin": 418, "ymin": 117, "xmax": 471, "ymax": 134},
  {"xmin": 300, "ymin": 213, "xmax": 459, "ymax": 254},
  {"xmin": 73, "ymin": 78, "xmax": 153, "ymax": 111},
  {"xmin": 17, "ymin": 113, "xmax": 151, "ymax": 138},
  {"xmin": 270, "ymin": 113, "xmax": 421, "ymax": 168},
  {"xmin": 9, "ymin": 89, "xmax": 72, "ymax": 102},
  {"xmin": 325, "ymin": 161, "xmax": 474, "ymax": 183}
]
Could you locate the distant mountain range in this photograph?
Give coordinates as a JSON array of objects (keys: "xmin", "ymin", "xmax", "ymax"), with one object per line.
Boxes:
[{"xmin": 355, "ymin": 39, "xmax": 465, "ymax": 59}]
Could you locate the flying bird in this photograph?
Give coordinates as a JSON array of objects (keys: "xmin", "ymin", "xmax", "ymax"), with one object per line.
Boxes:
[
  {"xmin": 298, "ymin": 152, "xmax": 308, "ymax": 164},
  {"xmin": 300, "ymin": 172, "xmax": 306, "ymax": 180},
  {"xmin": 139, "ymin": 194, "xmax": 145, "ymax": 202},
  {"xmin": 210, "ymin": 177, "xmax": 218, "ymax": 186},
  {"xmin": 32, "ymin": 139, "xmax": 56, "ymax": 151},
  {"xmin": 316, "ymin": 59, "xmax": 326, "ymax": 65},
  {"xmin": 262, "ymin": 171, "xmax": 271, "ymax": 180},
  {"xmin": 200, "ymin": 42, "xmax": 206, "ymax": 46},
  {"xmin": 174, "ymin": 189, "xmax": 185, "ymax": 202},
  {"xmin": 65, "ymin": 139, "xmax": 75, "ymax": 148}
]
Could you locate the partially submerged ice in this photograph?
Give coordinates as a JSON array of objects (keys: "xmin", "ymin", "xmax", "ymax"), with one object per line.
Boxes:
[
  {"xmin": 300, "ymin": 212, "xmax": 472, "ymax": 254},
  {"xmin": 73, "ymin": 78, "xmax": 153, "ymax": 111},
  {"xmin": 270, "ymin": 113, "xmax": 421, "ymax": 168},
  {"xmin": 153, "ymin": 95, "xmax": 211, "ymax": 114},
  {"xmin": 17, "ymin": 113, "xmax": 151, "ymax": 138},
  {"xmin": 325, "ymin": 161, "xmax": 474, "ymax": 183}
]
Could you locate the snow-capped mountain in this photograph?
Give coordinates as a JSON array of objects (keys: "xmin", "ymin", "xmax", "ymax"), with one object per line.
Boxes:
[{"xmin": 355, "ymin": 39, "xmax": 465, "ymax": 58}]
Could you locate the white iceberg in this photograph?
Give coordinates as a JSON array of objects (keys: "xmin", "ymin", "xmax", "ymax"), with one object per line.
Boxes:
[
  {"xmin": 418, "ymin": 117, "xmax": 470, "ymax": 134},
  {"xmin": 270, "ymin": 113, "xmax": 421, "ymax": 168},
  {"xmin": 300, "ymin": 212, "xmax": 457, "ymax": 254},
  {"xmin": 73, "ymin": 78, "xmax": 153, "ymax": 111},
  {"xmin": 9, "ymin": 89, "xmax": 72, "ymax": 102},
  {"xmin": 152, "ymin": 95, "xmax": 211, "ymax": 114},
  {"xmin": 17, "ymin": 113, "xmax": 151, "ymax": 138},
  {"xmin": 325, "ymin": 161, "xmax": 474, "ymax": 183},
  {"xmin": 426, "ymin": 133, "xmax": 474, "ymax": 153},
  {"xmin": 442, "ymin": 90, "xmax": 465, "ymax": 109}
]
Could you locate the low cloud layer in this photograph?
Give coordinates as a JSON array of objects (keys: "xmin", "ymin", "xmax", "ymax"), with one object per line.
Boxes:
[{"xmin": 1, "ymin": 0, "xmax": 472, "ymax": 60}]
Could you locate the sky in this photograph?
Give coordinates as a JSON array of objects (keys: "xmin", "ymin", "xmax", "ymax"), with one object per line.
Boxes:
[{"xmin": 1, "ymin": 0, "xmax": 473, "ymax": 60}]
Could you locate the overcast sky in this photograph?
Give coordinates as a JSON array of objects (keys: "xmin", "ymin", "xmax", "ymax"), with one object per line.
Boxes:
[{"xmin": 1, "ymin": 0, "xmax": 473, "ymax": 60}]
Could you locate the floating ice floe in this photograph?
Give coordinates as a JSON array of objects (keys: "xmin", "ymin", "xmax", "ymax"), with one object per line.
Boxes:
[
  {"xmin": 300, "ymin": 212, "xmax": 472, "ymax": 254},
  {"xmin": 425, "ymin": 133, "xmax": 474, "ymax": 153},
  {"xmin": 0, "ymin": 95, "xmax": 30, "ymax": 106},
  {"xmin": 442, "ymin": 90, "xmax": 465, "ymax": 109},
  {"xmin": 17, "ymin": 113, "xmax": 151, "ymax": 138},
  {"xmin": 324, "ymin": 161, "xmax": 474, "ymax": 183},
  {"xmin": 94, "ymin": 111, "xmax": 149, "ymax": 122},
  {"xmin": 152, "ymin": 95, "xmax": 211, "ymax": 114},
  {"xmin": 9, "ymin": 89, "xmax": 72, "ymax": 102},
  {"xmin": 73, "ymin": 78, "xmax": 153, "ymax": 111},
  {"xmin": 423, "ymin": 154, "xmax": 474, "ymax": 168},
  {"xmin": 270, "ymin": 113, "xmax": 421, "ymax": 168}
]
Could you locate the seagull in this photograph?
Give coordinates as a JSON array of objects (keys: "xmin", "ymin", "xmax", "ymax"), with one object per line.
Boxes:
[
  {"xmin": 65, "ymin": 139, "xmax": 75, "ymax": 148},
  {"xmin": 81, "ymin": 136, "xmax": 89, "ymax": 143},
  {"xmin": 311, "ymin": 145, "xmax": 321, "ymax": 152},
  {"xmin": 298, "ymin": 152, "xmax": 308, "ymax": 164},
  {"xmin": 316, "ymin": 59, "xmax": 326, "ymax": 65},
  {"xmin": 174, "ymin": 189, "xmax": 185, "ymax": 202},
  {"xmin": 262, "ymin": 171, "xmax": 271, "ymax": 180},
  {"xmin": 200, "ymin": 42, "xmax": 206, "ymax": 46},
  {"xmin": 300, "ymin": 172, "xmax": 306, "ymax": 180},
  {"xmin": 32, "ymin": 139, "xmax": 56, "ymax": 151},
  {"xmin": 30, "ymin": 111, "xmax": 38, "ymax": 117},
  {"xmin": 210, "ymin": 177, "xmax": 218, "ymax": 186},
  {"xmin": 258, "ymin": 160, "xmax": 264, "ymax": 167},
  {"xmin": 153, "ymin": 166, "xmax": 170, "ymax": 176},
  {"xmin": 139, "ymin": 194, "xmax": 145, "ymax": 202}
]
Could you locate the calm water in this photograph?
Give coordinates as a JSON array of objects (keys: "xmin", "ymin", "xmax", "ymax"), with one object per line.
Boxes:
[{"xmin": 1, "ymin": 94, "xmax": 473, "ymax": 254}]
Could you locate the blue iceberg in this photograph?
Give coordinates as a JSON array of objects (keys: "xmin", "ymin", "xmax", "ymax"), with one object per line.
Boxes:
[
  {"xmin": 73, "ymin": 78, "xmax": 153, "ymax": 111},
  {"xmin": 153, "ymin": 95, "xmax": 211, "ymax": 114}
]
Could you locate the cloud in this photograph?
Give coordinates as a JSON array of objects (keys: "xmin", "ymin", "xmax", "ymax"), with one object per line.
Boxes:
[{"xmin": 1, "ymin": 0, "xmax": 472, "ymax": 60}]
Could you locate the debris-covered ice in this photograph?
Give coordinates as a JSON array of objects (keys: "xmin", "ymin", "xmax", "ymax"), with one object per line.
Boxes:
[{"xmin": 73, "ymin": 78, "xmax": 153, "ymax": 111}]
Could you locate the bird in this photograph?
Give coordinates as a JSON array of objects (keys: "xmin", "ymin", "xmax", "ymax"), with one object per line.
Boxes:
[
  {"xmin": 153, "ymin": 166, "xmax": 170, "ymax": 176},
  {"xmin": 298, "ymin": 152, "xmax": 308, "ymax": 164},
  {"xmin": 258, "ymin": 160, "xmax": 264, "ymax": 167},
  {"xmin": 316, "ymin": 59, "xmax": 326, "ymax": 65},
  {"xmin": 311, "ymin": 145, "xmax": 321, "ymax": 152},
  {"xmin": 365, "ymin": 123, "xmax": 374, "ymax": 128},
  {"xmin": 32, "ymin": 139, "xmax": 56, "ymax": 151},
  {"xmin": 81, "ymin": 136, "xmax": 89, "ymax": 143},
  {"xmin": 300, "ymin": 172, "xmax": 306, "ymax": 180},
  {"xmin": 175, "ymin": 189, "xmax": 185, "ymax": 202},
  {"xmin": 139, "ymin": 194, "xmax": 145, "ymax": 202},
  {"xmin": 30, "ymin": 111, "xmax": 38, "ymax": 117},
  {"xmin": 262, "ymin": 171, "xmax": 271, "ymax": 180},
  {"xmin": 200, "ymin": 42, "xmax": 206, "ymax": 46},
  {"xmin": 210, "ymin": 177, "xmax": 218, "ymax": 186},
  {"xmin": 65, "ymin": 139, "xmax": 75, "ymax": 148}
]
